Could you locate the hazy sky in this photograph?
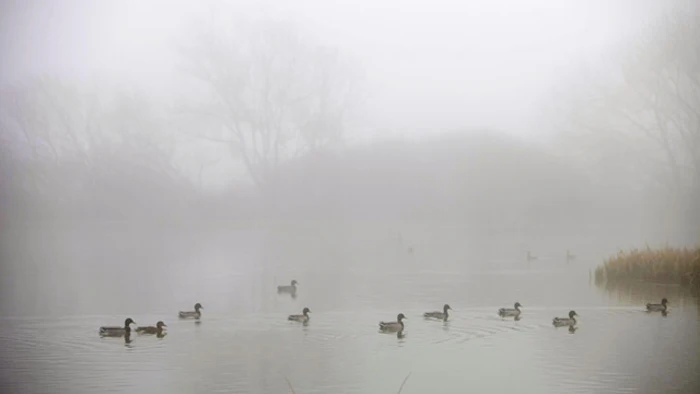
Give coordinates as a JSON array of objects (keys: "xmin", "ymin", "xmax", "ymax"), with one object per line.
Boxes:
[
  {"xmin": 1, "ymin": 0, "xmax": 672, "ymax": 134},
  {"xmin": 0, "ymin": 0, "xmax": 680, "ymax": 189}
]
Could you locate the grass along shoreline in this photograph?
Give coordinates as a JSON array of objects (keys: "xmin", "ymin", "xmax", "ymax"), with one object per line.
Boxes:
[{"xmin": 594, "ymin": 246, "xmax": 700, "ymax": 289}]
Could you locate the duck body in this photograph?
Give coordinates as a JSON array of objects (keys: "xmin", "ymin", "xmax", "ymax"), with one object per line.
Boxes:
[
  {"xmin": 424, "ymin": 304, "xmax": 452, "ymax": 320},
  {"xmin": 99, "ymin": 318, "xmax": 135, "ymax": 337},
  {"xmin": 379, "ymin": 313, "xmax": 407, "ymax": 332},
  {"xmin": 136, "ymin": 321, "xmax": 167, "ymax": 335},
  {"xmin": 288, "ymin": 307, "xmax": 311, "ymax": 323},
  {"xmin": 646, "ymin": 298, "xmax": 668, "ymax": 312},
  {"xmin": 498, "ymin": 302, "xmax": 523, "ymax": 317},
  {"xmin": 277, "ymin": 280, "xmax": 298, "ymax": 293},
  {"xmin": 179, "ymin": 303, "xmax": 203, "ymax": 319},
  {"xmin": 553, "ymin": 310, "xmax": 578, "ymax": 327}
]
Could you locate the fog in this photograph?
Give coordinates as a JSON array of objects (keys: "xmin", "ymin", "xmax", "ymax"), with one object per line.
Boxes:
[{"xmin": 1, "ymin": 0, "xmax": 699, "ymax": 393}]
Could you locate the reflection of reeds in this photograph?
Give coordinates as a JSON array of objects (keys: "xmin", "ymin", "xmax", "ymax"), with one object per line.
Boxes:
[{"xmin": 594, "ymin": 246, "xmax": 700, "ymax": 289}]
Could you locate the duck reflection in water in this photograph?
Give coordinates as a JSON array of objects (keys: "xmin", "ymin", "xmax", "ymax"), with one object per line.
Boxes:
[{"xmin": 568, "ymin": 325, "xmax": 577, "ymax": 334}]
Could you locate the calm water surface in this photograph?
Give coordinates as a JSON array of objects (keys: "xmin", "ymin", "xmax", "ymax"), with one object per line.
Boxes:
[{"xmin": 0, "ymin": 228, "xmax": 698, "ymax": 393}]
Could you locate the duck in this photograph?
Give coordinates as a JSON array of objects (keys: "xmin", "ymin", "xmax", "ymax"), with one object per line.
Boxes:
[
  {"xmin": 178, "ymin": 303, "xmax": 203, "ymax": 319},
  {"xmin": 379, "ymin": 313, "xmax": 407, "ymax": 332},
  {"xmin": 424, "ymin": 304, "xmax": 452, "ymax": 320},
  {"xmin": 277, "ymin": 280, "xmax": 298, "ymax": 293},
  {"xmin": 99, "ymin": 318, "xmax": 136, "ymax": 337},
  {"xmin": 288, "ymin": 307, "xmax": 311, "ymax": 323},
  {"xmin": 135, "ymin": 321, "xmax": 167, "ymax": 335},
  {"xmin": 552, "ymin": 310, "xmax": 578, "ymax": 327},
  {"xmin": 646, "ymin": 298, "xmax": 668, "ymax": 312},
  {"xmin": 498, "ymin": 302, "xmax": 523, "ymax": 317}
]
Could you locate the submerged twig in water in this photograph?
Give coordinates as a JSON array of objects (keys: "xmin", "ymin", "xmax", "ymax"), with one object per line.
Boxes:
[
  {"xmin": 284, "ymin": 376, "xmax": 296, "ymax": 394},
  {"xmin": 397, "ymin": 372, "xmax": 411, "ymax": 394}
]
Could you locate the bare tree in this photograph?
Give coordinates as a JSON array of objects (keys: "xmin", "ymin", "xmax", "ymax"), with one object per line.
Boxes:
[
  {"xmin": 554, "ymin": 6, "xmax": 700, "ymax": 242},
  {"xmin": 179, "ymin": 17, "xmax": 361, "ymax": 189},
  {"xmin": 0, "ymin": 77, "xmax": 189, "ymax": 218},
  {"xmin": 560, "ymin": 6, "xmax": 700, "ymax": 193}
]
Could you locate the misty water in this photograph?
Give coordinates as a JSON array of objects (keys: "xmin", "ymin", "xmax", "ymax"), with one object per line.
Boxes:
[{"xmin": 0, "ymin": 226, "xmax": 698, "ymax": 394}]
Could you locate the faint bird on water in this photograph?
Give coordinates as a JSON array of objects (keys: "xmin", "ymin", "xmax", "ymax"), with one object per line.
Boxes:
[
  {"xmin": 379, "ymin": 313, "xmax": 407, "ymax": 332},
  {"xmin": 424, "ymin": 304, "xmax": 452, "ymax": 321},
  {"xmin": 99, "ymin": 318, "xmax": 135, "ymax": 337},
  {"xmin": 498, "ymin": 302, "xmax": 523, "ymax": 317},
  {"xmin": 288, "ymin": 307, "xmax": 311, "ymax": 323},
  {"xmin": 277, "ymin": 280, "xmax": 298, "ymax": 294},
  {"xmin": 646, "ymin": 298, "xmax": 668, "ymax": 312},
  {"xmin": 552, "ymin": 310, "xmax": 578, "ymax": 327},
  {"xmin": 136, "ymin": 321, "xmax": 167, "ymax": 335},
  {"xmin": 179, "ymin": 303, "xmax": 203, "ymax": 319}
]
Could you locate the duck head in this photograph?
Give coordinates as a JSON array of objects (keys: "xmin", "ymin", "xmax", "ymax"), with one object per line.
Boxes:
[
  {"xmin": 569, "ymin": 310, "xmax": 578, "ymax": 318},
  {"xmin": 302, "ymin": 307, "xmax": 311, "ymax": 315},
  {"xmin": 397, "ymin": 313, "xmax": 407, "ymax": 322},
  {"xmin": 194, "ymin": 303, "xmax": 203, "ymax": 311},
  {"xmin": 661, "ymin": 298, "xmax": 669, "ymax": 305},
  {"xmin": 156, "ymin": 321, "xmax": 167, "ymax": 329},
  {"xmin": 515, "ymin": 302, "xmax": 523, "ymax": 309},
  {"xmin": 443, "ymin": 304, "xmax": 452, "ymax": 312},
  {"xmin": 124, "ymin": 318, "xmax": 136, "ymax": 328}
]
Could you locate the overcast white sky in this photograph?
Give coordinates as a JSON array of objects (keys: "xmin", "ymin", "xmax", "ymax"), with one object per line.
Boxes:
[
  {"xmin": 0, "ymin": 0, "xmax": 680, "ymax": 188},
  {"xmin": 1, "ymin": 0, "xmax": 673, "ymax": 131}
]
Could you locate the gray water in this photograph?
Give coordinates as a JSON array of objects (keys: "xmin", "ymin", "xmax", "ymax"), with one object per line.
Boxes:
[{"xmin": 1, "ymin": 227, "xmax": 698, "ymax": 393}]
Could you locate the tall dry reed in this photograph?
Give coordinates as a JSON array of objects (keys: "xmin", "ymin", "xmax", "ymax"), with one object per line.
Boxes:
[{"xmin": 594, "ymin": 246, "xmax": 700, "ymax": 289}]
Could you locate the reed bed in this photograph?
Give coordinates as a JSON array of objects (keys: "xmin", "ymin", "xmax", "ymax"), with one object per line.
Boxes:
[{"xmin": 594, "ymin": 246, "xmax": 700, "ymax": 289}]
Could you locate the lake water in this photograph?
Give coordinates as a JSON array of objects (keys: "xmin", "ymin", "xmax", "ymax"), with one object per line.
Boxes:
[{"xmin": 0, "ymin": 226, "xmax": 698, "ymax": 393}]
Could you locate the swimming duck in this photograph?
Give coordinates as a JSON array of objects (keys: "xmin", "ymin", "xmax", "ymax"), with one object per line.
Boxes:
[
  {"xmin": 552, "ymin": 310, "xmax": 578, "ymax": 327},
  {"xmin": 288, "ymin": 307, "xmax": 311, "ymax": 323},
  {"xmin": 99, "ymin": 318, "xmax": 136, "ymax": 337},
  {"xmin": 424, "ymin": 304, "xmax": 452, "ymax": 320},
  {"xmin": 136, "ymin": 321, "xmax": 167, "ymax": 335},
  {"xmin": 179, "ymin": 303, "xmax": 203, "ymax": 319},
  {"xmin": 277, "ymin": 280, "xmax": 298, "ymax": 293},
  {"xmin": 646, "ymin": 298, "xmax": 668, "ymax": 312},
  {"xmin": 379, "ymin": 313, "xmax": 407, "ymax": 332},
  {"xmin": 498, "ymin": 302, "xmax": 523, "ymax": 317}
]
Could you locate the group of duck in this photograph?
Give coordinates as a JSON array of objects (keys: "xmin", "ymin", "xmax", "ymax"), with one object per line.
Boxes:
[
  {"xmin": 99, "ymin": 278, "xmax": 671, "ymax": 340},
  {"xmin": 98, "ymin": 302, "xmax": 203, "ymax": 339},
  {"xmin": 379, "ymin": 297, "xmax": 669, "ymax": 334}
]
